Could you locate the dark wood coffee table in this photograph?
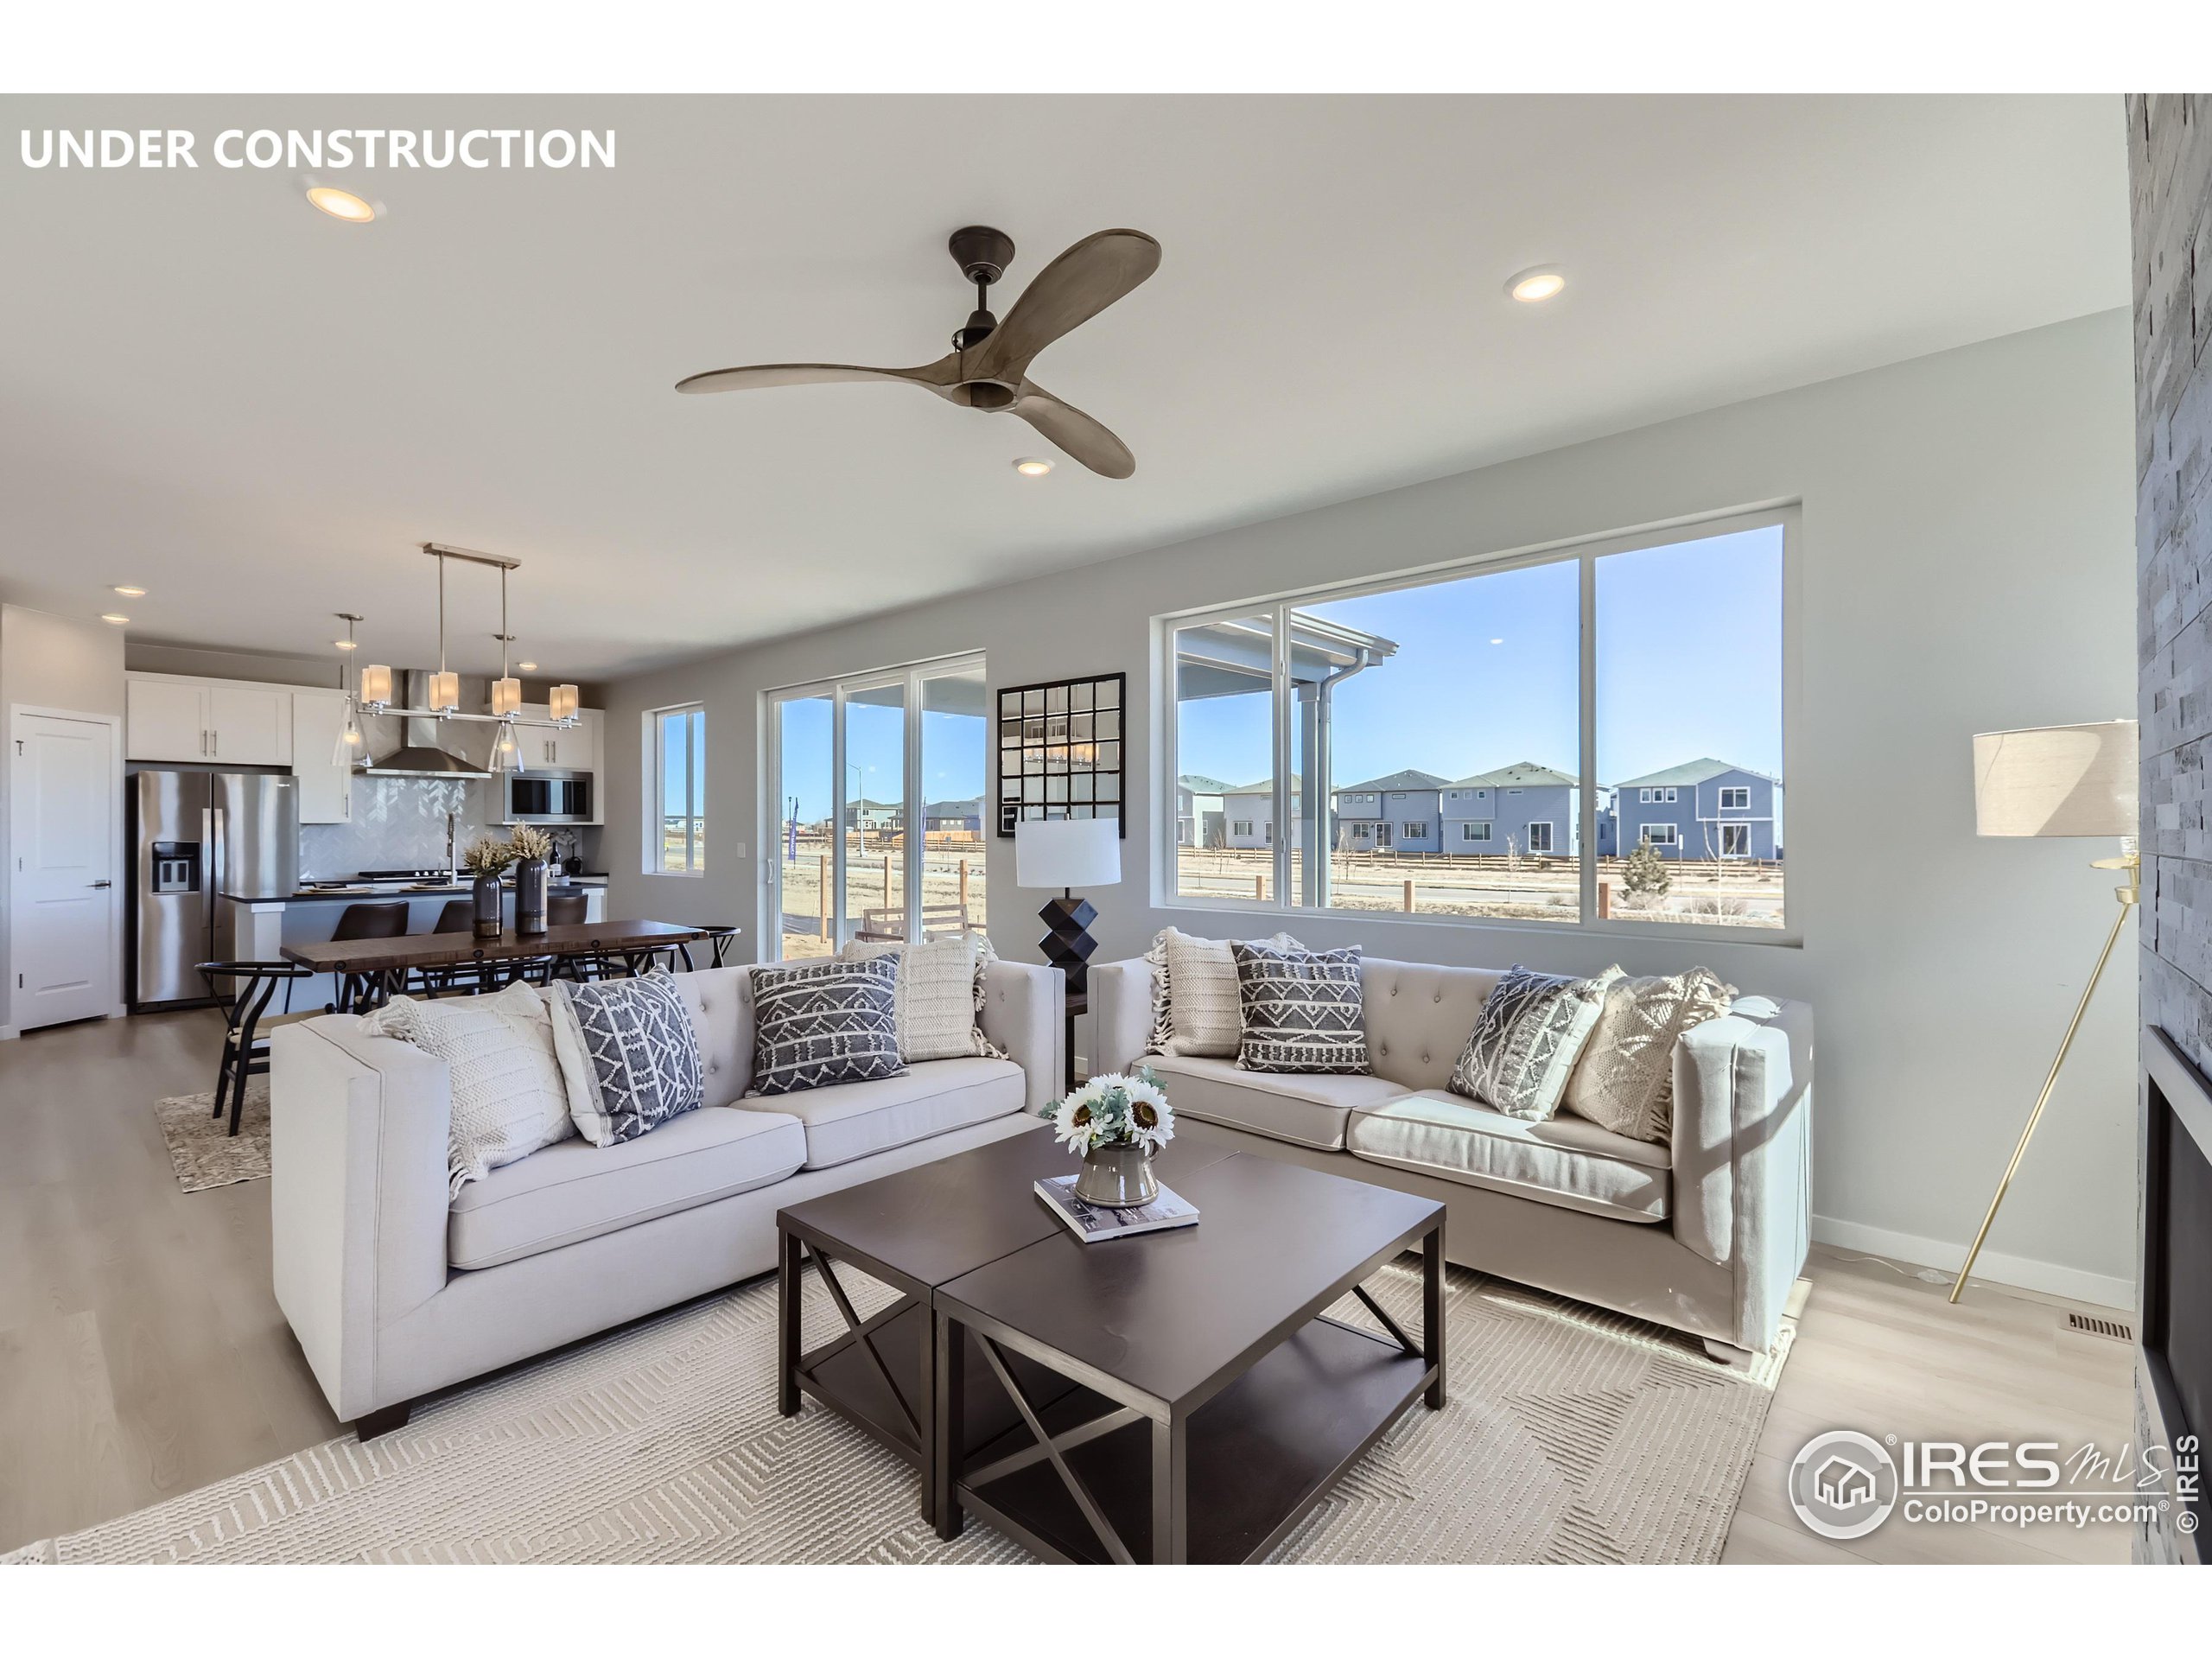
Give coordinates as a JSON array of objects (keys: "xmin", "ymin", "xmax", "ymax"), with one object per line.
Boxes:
[
  {"xmin": 931, "ymin": 1153, "xmax": 1445, "ymax": 1563},
  {"xmin": 773, "ymin": 1129, "xmax": 1239, "ymax": 1524}
]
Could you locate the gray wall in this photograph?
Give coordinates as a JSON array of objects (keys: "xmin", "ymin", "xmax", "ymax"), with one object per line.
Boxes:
[{"xmin": 605, "ymin": 312, "xmax": 2138, "ymax": 1301}]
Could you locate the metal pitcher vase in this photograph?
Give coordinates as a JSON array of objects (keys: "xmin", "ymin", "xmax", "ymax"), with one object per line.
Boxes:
[{"xmin": 1071, "ymin": 1141, "xmax": 1159, "ymax": 1209}]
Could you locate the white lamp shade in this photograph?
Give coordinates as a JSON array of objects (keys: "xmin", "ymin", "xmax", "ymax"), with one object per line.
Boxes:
[
  {"xmin": 1014, "ymin": 816, "xmax": 1122, "ymax": 889},
  {"xmin": 428, "ymin": 670, "xmax": 461, "ymax": 713},
  {"xmin": 1973, "ymin": 719, "xmax": 2138, "ymax": 838},
  {"xmin": 549, "ymin": 683, "xmax": 579, "ymax": 721},
  {"xmin": 359, "ymin": 663, "xmax": 392, "ymax": 706},
  {"xmin": 492, "ymin": 676, "xmax": 522, "ymax": 716}
]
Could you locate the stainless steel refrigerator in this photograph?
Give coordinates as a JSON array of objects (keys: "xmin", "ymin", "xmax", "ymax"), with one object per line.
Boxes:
[{"xmin": 130, "ymin": 771, "xmax": 298, "ymax": 1010}]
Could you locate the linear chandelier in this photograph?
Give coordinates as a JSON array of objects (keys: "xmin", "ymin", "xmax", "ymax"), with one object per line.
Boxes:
[{"xmin": 347, "ymin": 544, "xmax": 580, "ymax": 771}]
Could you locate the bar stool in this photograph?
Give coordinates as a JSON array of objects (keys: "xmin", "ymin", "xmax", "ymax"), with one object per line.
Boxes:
[
  {"xmin": 327, "ymin": 901, "xmax": 410, "ymax": 1013},
  {"xmin": 535, "ymin": 891, "xmax": 604, "ymax": 984},
  {"xmin": 198, "ymin": 960, "xmax": 319, "ymax": 1136},
  {"xmin": 416, "ymin": 899, "xmax": 481, "ymax": 997}
]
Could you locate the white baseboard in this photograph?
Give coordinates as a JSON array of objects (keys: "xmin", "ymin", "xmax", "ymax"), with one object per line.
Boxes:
[
  {"xmin": 0, "ymin": 1025, "xmax": 16, "ymax": 1041},
  {"xmin": 1812, "ymin": 1213, "xmax": 2135, "ymax": 1313}
]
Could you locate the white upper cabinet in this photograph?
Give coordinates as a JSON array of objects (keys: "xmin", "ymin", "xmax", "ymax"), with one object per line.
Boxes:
[
  {"xmin": 127, "ymin": 673, "xmax": 296, "ymax": 767},
  {"xmin": 550, "ymin": 709, "xmax": 601, "ymax": 773},
  {"xmin": 290, "ymin": 691, "xmax": 353, "ymax": 823},
  {"xmin": 205, "ymin": 683, "xmax": 292, "ymax": 766},
  {"xmin": 124, "ymin": 678, "xmax": 210, "ymax": 762}
]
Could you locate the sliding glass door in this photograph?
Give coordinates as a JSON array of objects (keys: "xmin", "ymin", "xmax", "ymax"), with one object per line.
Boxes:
[{"xmin": 765, "ymin": 652, "xmax": 986, "ymax": 961}]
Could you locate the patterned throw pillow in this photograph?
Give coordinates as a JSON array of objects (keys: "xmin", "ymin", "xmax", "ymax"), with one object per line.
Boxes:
[
  {"xmin": 1450, "ymin": 964, "xmax": 1624, "ymax": 1122},
  {"xmin": 1147, "ymin": 926, "xmax": 1306, "ymax": 1057},
  {"xmin": 1562, "ymin": 968, "xmax": 1737, "ymax": 1143},
  {"xmin": 1230, "ymin": 942, "xmax": 1369, "ymax": 1074},
  {"xmin": 747, "ymin": 955, "xmax": 906, "ymax": 1097},
  {"xmin": 545, "ymin": 970, "xmax": 706, "ymax": 1147},
  {"xmin": 840, "ymin": 932, "xmax": 1007, "ymax": 1063},
  {"xmin": 362, "ymin": 981, "xmax": 575, "ymax": 1193}
]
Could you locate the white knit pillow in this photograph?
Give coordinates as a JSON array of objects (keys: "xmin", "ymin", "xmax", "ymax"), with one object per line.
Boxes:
[
  {"xmin": 841, "ymin": 932, "xmax": 1007, "ymax": 1063},
  {"xmin": 1157, "ymin": 927, "xmax": 1305, "ymax": 1058},
  {"xmin": 360, "ymin": 982, "xmax": 575, "ymax": 1194}
]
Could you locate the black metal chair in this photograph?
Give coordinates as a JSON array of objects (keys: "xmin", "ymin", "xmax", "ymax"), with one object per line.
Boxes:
[
  {"xmin": 532, "ymin": 891, "xmax": 606, "ymax": 985},
  {"xmin": 698, "ymin": 925, "xmax": 741, "ymax": 969},
  {"xmin": 415, "ymin": 899, "xmax": 483, "ymax": 997},
  {"xmin": 327, "ymin": 901, "xmax": 410, "ymax": 1013},
  {"xmin": 199, "ymin": 960, "xmax": 319, "ymax": 1136}
]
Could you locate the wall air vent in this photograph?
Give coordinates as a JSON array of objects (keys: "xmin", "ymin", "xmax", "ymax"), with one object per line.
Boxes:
[{"xmin": 2065, "ymin": 1311, "xmax": 2133, "ymax": 1343}]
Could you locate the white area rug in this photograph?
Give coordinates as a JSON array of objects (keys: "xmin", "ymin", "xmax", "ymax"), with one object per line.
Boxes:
[{"xmin": 3, "ymin": 1258, "xmax": 1795, "ymax": 1565}]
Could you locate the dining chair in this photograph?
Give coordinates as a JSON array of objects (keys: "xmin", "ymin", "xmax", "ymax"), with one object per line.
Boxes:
[
  {"xmin": 327, "ymin": 901, "xmax": 410, "ymax": 1013},
  {"xmin": 198, "ymin": 960, "xmax": 319, "ymax": 1136},
  {"xmin": 416, "ymin": 899, "xmax": 482, "ymax": 997}
]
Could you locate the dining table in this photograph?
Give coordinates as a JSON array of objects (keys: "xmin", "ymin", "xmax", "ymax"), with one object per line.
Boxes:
[{"xmin": 281, "ymin": 918, "xmax": 733, "ymax": 1009}]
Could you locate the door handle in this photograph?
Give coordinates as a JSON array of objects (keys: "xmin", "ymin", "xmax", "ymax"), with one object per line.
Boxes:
[{"xmin": 89, "ymin": 880, "xmax": 112, "ymax": 889}]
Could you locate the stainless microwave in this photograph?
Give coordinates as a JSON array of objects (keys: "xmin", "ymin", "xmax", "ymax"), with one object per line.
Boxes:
[{"xmin": 505, "ymin": 768, "xmax": 593, "ymax": 824}]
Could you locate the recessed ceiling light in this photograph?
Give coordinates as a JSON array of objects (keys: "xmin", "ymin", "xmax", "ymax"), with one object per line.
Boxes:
[
  {"xmin": 1490, "ymin": 638, "xmax": 1504, "ymax": 645},
  {"xmin": 518, "ymin": 662, "xmax": 538, "ymax": 672},
  {"xmin": 1505, "ymin": 266, "xmax": 1566, "ymax": 303},
  {"xmin": 334, "ymin": 638, "xmax": 359, "ymax": 651},
  {"xmin": 306, "ymin": 186, "xmax": 377, "ymax": 223},
  {"xmin": 1013, "ymin": 457, "xmax": 1054, "ymax": 478},
  {"xmin": 100, "ymin": 613, "xmax": 130, "ymax": 625},
  {"xmin": 111, "ymin": 584, "xmax": 146, "ymax": 597}
]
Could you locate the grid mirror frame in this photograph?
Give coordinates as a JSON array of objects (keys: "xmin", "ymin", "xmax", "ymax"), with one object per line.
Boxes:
[{"xmin": 994, "ymin": 671, "xmax": 1128, "ymax": 838}]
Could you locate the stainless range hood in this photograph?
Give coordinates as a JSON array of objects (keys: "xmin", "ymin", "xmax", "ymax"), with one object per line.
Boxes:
[{"xmin": 359, "ymin": 671, "xmax": 496, "ymax": 779}]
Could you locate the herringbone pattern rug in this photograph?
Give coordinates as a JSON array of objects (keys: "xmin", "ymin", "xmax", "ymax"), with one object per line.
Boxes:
[{"xmin": 3, "ymin": 1259, "xmax": 1794, "ymax": 1565}]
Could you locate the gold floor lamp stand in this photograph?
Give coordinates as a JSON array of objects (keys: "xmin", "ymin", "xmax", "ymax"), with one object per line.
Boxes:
[{"xmin": 1948, "ymin": 852, "xmax": 2139, "ymax": 1304}]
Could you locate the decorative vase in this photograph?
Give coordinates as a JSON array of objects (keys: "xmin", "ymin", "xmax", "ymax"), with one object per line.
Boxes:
[
  {"xmin": 515, "ymin": 857, "xmax": 549, "ymax": 936},
  {"xmin": 1072, "ymin": 1141, "xmax": 1159, "ymax": 1209},
  {"xmin": 471, "ymin": 872, "xmax": 504, "ymax": 940}
]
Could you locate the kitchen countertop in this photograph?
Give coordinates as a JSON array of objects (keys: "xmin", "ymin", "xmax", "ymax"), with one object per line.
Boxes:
[{"xmin": 221, "ymin": 874, "xmax": 613, "ymax": 903}]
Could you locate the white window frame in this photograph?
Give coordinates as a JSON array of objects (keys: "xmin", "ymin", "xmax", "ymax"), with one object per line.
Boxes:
[
  {"xmin": 760, "ymin": 650, "xmax": 985, "ymax": 957},
  {"xmin": 1154, "ymin": 505, "xmax": 1796, "ymax": 942},
  {"xmin": 1719, "ymin": 822, "xmax": 1751, "ymax": 857},
  {"xmin": 1718, "ymin": 785, "xmax": 1751, "ymax": 811},
  {"xmin": 1232, "ymin": 819, "xmax": 1255, "ymax": 837},
  {"xmin": 1401, "ymin": 821, "xmax": 1429, "ymax": 840},
  {"xmin": 1461, "ymin": 821, "xmax": 1491, "ymax": 842},
  {"xmin": 1643, "ymin": 823, "xmax": 1680, "ymax": 848},
  {"xmin": 1526, "ymin": 821, "xmax": 1554, "ymax": 854},
  {"xmin": 646, "ymin": 702, "xmax": 707, "ymax": 875}
]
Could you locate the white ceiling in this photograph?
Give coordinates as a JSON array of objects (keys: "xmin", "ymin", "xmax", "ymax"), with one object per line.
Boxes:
[{"xmin": 0, "ymin": 94, "xmax": 2126, "ymax": 680}]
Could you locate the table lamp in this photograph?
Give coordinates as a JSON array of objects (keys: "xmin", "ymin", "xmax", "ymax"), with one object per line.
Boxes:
[
  {"xmin": 1016, "ymin": 817, "xmax": 1122, "ymax": 1093},
  {"xmin": 1951, "ymin": 717, "xmax": 2138, "ymax": 1302}
]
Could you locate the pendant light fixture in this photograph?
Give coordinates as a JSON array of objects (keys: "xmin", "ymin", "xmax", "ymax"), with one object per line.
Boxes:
[
  {"xmin": 330, "ymin": 612, "xmax": 366, "ymax": 766},
  {"xmin": 491, "ymin": 564, "xmax": 523, "ymax": 718},
  {"xmin": 429, "ymin": 553, "xmax": 461, "ymax": 714}
]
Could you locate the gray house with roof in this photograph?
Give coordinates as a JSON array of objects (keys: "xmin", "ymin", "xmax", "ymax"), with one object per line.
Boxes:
[
  {"xmin": 1441, "ymin": 762, "xmax": 1579, "ymax": 856},
  {"xmin": 1331, "ymin": 769, "xmax": 1447, "ymax": 853},
  {"xmin": 1612, "ymin": 758, "xmax": 1781, "ymax": 860},
  {"xmin": 1222, "ymin": 779, "xmax": 1302, "ymax": 850},
  {"xmin": 1176, "ymin": 772, "xmax": 1231, "ymax": 848}
]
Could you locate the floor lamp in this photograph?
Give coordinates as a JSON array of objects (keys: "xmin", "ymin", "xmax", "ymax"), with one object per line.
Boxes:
[
  {"xmin": 1951, "ymin": 717, "xmax": 2139, "ymax": 1304},
  {"xmin": 1014, "ymin": 815, "xmax": 1122, "ymax": 1095}
]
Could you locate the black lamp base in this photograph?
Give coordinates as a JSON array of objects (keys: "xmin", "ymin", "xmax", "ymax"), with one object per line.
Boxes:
[{"xmin": 1037, "ymin": 889, "xmax": 1098, "ymax": 998}]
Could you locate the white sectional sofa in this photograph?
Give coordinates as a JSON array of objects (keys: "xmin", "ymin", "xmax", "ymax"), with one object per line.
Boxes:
[
  {"xmin": 1090, "ymin": 953, "xmax": 1812, "ymax": 1359},
  {"xmin": 268, "ymin": 961, "xmax": 1060, "ymax": 1433}
]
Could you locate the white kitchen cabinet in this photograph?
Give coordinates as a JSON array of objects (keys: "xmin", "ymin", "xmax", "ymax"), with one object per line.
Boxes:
[
  {"xmin": 551, "ymin": 709, "xmax": 601, "ymax": 773},
  {"xmin": 126, "ymin": 674, "xmax": 295, "ymax": 766},
  {"xmin": 206, "ymin": 683, "xmax": 292, "ymax": 765},
  {"xmin": 290, "ymin": 691, "xmax": 353, "ymax": 823},
  {"xmin": 125, "ymin": 677, "xmax": 211, "ymax": 762}
]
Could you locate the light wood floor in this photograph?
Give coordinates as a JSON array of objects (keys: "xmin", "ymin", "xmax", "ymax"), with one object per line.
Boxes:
[{"xmin": 0, "ymin": 1009, "xmax": 2139, "ymax": 1561}]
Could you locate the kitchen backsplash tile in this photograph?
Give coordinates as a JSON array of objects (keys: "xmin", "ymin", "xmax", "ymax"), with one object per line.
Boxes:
[{"xmin": 299, "ymin": 778, "xmax": 596, "ymax": 878}]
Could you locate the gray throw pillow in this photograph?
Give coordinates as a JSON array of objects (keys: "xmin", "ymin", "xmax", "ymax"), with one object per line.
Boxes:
[
  {"xmin": 1230, "ymin": 942, "xmax": 1369, "ymax": 1075},
  {"xmin": 1451, "ymin": 963, "xmax": 1624, "ymax": 1121},
  {"xmin": 748, "ymin": 955, "xmax": 906, "ymax": 1096},
  {"xmin": 547, "ymin": 970, "xmax": 704, "ymax": 1147}
]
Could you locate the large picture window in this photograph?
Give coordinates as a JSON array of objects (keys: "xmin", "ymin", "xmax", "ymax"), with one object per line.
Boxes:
[
  {"xmin": 650, "ymin": 704, "xmax": 707, "ymax": 874},
  {"xmin": 764, "ymin": 653, "xmax": 986, "ymax": 959},
  {"xmin": 1161, "ymin": 512, "xmax": 1788, "ymax": 933}
]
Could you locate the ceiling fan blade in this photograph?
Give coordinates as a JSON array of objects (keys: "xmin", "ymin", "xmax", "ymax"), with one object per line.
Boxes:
[
  {"xmin": 976, "ymin": 230, "xmax": 1160, "ymax": 378},
  {"xmin": 1012, "ymin": 385, "xmax": 1135, "ymax": 479},
  {"xmin": 675, "ymin": 356, "xmax": 960, "ymax": 396}
]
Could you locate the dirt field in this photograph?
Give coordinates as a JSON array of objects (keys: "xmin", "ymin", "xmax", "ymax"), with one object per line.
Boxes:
[
  {"xmin": 770, "ymin": 831, "xmax": 986, "ymax": 959},
  {"xmin": 1173, "ymin": 846, "xmax": 1783, "ymax": 928}
]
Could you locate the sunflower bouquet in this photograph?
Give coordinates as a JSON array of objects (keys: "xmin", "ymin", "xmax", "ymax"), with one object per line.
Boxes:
[{"xmin": 1039, "ymin": 1065, "xmax": 1175, "ymax": 1155}]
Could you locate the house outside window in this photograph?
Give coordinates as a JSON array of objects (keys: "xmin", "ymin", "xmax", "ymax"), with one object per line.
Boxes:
[
  {"xmin": 1402, "ymin": 821, "xmax": 1428, "ymax": 839},
  {"xmin": 1719, "ymin": 785, "xmax": 1751, "ymax": 810},
  {"xmin": 1643, "ymin": 823, "xmax": 1680, "ymax": 848},
  {"xmin": 1720, "ymin": 823, "xmax": 1751, "ymax": 855},
  {"xmin": 1232, "ymin": 819, "xmax": 1254, "ymax": 837},
  {"xmin": 1461, "ymin": 822, "xmax": 1491, "ymax": 842},
  {"xmin": 1526, "ymin": 822, "xmax": 1554, "ymax": 854}
]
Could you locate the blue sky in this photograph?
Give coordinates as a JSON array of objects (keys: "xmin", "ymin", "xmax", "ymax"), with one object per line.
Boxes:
[{"xmin": 762, "ymin": 525, "xmax": 1783, "ymax": 824}]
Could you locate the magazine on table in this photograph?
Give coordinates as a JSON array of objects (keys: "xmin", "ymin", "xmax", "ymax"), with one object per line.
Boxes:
[{"xmin": 1033, "ymin": 1175, "xmax": 1200, "ymax": 1243}]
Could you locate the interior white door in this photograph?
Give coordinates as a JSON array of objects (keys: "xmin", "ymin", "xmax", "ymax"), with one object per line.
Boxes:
[{"xmin": 10, "ymin": 712, "xmax": 117, "ymax": 1029}]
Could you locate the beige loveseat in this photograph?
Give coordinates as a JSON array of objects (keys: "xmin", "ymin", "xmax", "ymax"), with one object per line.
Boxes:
[
  {"xmin": 269, "ymin": 961, "xmax": 1059, "ymax": 1433},
  {"xmin": 1090, "ymin": 954, "xmax": 1811, "ymax": 1359}
]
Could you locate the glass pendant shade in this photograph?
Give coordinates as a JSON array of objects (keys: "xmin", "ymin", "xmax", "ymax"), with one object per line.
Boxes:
[
  {"xmin": 359, "ymin": 663, "xmax": 393, "ymax": 707},
  {"xmin": 492, "ymin": 676, "xmax": 522, "ymax": 716},
  {"xmin": 550, "ymin": 683, "xmax": 579, "ymax": 721},
  {"xmin": 429, "ymin": 670, "xmax": 461, "ymax": 713},
  {"xmin": 330, "ymin": 702, "xmax": 364, "ymax": 767},
  {"xmin": 493, "ymin": 724, "xmax": 524, "ymax": 773}
]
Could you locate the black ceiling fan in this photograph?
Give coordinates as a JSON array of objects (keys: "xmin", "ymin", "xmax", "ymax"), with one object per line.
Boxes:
[{"xmin": 675, "ymin": 226, "xmax": 1160, "ymax": 479}]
